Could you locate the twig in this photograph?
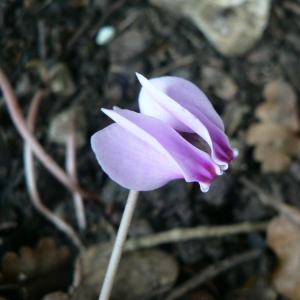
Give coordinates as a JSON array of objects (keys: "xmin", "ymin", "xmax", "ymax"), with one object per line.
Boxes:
[
  {"xmin": 0, "ymin": 68, "xmax": 99, "ymax": 200},
  {"xmin": 38, "ymin": 19, "xmax": 48, "ymax": 60},
  {"xmin": 99, "ymin": 190, "xmax": 139, "ymax": 300},
  {"xmin": 24, "ymin": 90, "xmax": 83, "ymax": 250},
  {"xmin": 165, "ymin": 248, "xmax": 262, "ymax": 300},
  {"xmin": 72, "ymin": 255, "xmax": 83, "ymax": 287},
  {"xmin": 66, "ymin": 112, "xmax": 86, "ymax": 231},
  {"xmin": 84, "ymin": 221, "xmax": 269, "ymax": 269},
  {"xmin": 67, "ymin": 0, "xmax": 126, "ymax": 50},
  {"xmin": 283, "ymin": 1, "xmax": 300, "ymax": 16},
  {"xmin": 124, "ymin": 221, "xmax": 269, "ymax": 252},
  {"xmin": 66, "ymin": 8, "xmax": 97, "ymax": 50},
  {"xmin": 0, "ymin": 221, "xmax": 17, "ymax": 232},
  {"xmin": 241, "ymin": 177, "xmax": 300, "ymax": 227}
]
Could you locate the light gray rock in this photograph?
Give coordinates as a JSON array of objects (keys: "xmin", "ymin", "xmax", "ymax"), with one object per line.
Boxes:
[
  {"xmin": 48, "ymin": 107, "xmax": 87, "ymax": 148},
  {"xmin": 108, "ymin": 29, "xmax": 152, "ymax": 63},
  {"xmin": 150, "ymin": 0, "xmax": 271, "ymax": 56}
]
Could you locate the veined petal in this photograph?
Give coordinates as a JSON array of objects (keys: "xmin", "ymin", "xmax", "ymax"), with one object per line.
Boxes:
[
  {"xmin": 103, "ymin": 108, "xmax": 222, "ymax": 192},
  {"xmin": 91, "ymin": 124, "xmax": 182, "ymax": 191},
  {"xmin": 136, "ymin": 73, "xmax": 237, "ymax": 168}
]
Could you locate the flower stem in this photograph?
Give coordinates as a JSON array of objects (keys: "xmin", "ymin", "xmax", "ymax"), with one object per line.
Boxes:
[{"xmin": 99, "ymin": 189, "xmax": 139, "ymax": 300}]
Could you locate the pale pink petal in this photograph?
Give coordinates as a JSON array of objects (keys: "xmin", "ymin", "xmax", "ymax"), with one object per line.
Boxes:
[
  {"xmin": 103, "ymin": 108, "xmax": 222, "ymax": 192},
  {"xmin": 136, "ymin": 73, "xmax": 237, "ymax": 169},
  {"xmin": 138, "ymin": 74, "xmax": 224, "ymax": 131},
  {"xmin": 91, "ymin": 124, "xmax": 182, "ymax": 191}
]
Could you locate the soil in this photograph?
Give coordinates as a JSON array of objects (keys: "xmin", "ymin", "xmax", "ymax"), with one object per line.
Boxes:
[{"xmin": 0, "ymin": 0, "xmax": 299, "ymax": 299}]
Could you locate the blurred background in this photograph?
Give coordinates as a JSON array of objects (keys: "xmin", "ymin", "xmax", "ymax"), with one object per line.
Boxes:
[{"xmin": 0, "ymin": 0, "xmax": 299, "ymax": 299}]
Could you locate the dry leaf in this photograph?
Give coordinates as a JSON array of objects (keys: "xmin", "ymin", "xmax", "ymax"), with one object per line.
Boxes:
[
  {"xmin": 259, "ymin": 80, "xmax": 299, "ymax": 131},
  {"xmin": 253, "ymin": 145, "xmax": 291, "ymax": 173},
  {"xmin": 1, "ymin": 237, "xmax": 69, "ymax": 282},
  {"xmin": 267, "ymin": 210, "xmax": 300, "ymax": 300},
  {"xmin": 246, "ymin": 80, "xmax": 300, "ymax": 173}
]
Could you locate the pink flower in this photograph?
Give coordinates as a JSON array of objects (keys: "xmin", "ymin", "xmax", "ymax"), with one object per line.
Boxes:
[{"xmin": 91, "ymin": 74, "xmax": 238, "ymax": 192}]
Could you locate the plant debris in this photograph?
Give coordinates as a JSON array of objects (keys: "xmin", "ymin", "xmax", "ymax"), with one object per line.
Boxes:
[
  {"xmin": 246, "ymin": 79, "xmax": 300, "ymax": 173},
  {"xmin": 1, "ymin": 237, "xmax": 70, "ymax": 283},
  {"xmin": 266, "ymin": 208, "xmax": 300, "ymax": 300}
]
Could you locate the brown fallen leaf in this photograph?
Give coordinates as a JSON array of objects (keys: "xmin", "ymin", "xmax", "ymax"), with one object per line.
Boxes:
[
  {"xmin": 267, "ymin": 210, "xmax": 300, "ymax": 300},
  {"xmin": 259, "ymin": 80, "xmax": 299, "ymax": 131},
  {"xmin": 253, "ymin": 145, "xmax": 291, "ymax": 173},
  {"xmin": 2, "ymin": 237, "xmax": 70, "ymax": 282},
  {"xmin": 246, "ymin": 79, "xmax": 300, "ymax": 173}
]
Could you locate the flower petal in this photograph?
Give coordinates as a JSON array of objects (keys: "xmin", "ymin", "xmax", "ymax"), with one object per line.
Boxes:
[
  {"xmin": 103, "ymin": 108, "xmax": 222, "ymax": 192},
  {"xmin": 91, "ymin": 124, "xmax": 183, "ymax": 191},
  {"xmin": 136, "ymin": 73, "xmax": 237, "ymax": 168},
  {"xmin": 138, "ymin": 74, "xmax": 224, "ymax": 131}
]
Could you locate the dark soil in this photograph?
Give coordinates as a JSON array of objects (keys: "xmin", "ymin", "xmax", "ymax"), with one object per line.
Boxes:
[{"xmin": 0, "ymin": 0, "xmax": 299, "ymax": 299}]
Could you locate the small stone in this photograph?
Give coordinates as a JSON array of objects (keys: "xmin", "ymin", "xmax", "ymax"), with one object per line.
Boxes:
[
  {"xmin": 95, "ymin": 25, "xmax": 116, "ymax": 46},
  {"xmin": 49, "ymin": 63, "xmax": 76, "ymax": 97},
  {"xmin": 129, "ymin": 218, "xmax": 153, "ymax": 237},
  {"xmin": 82, "ymin": 245, "xmax": 178, "ymax": 299},
  {"xmin": 48, "ymin": 108, "xmax": 87, "ymax": 148},
  {"xmin": 150, "ymin": 0, "xmax": 271, "ymax": 56},
  {"xmin": 108, "ymin": 29, "xmax": 152, "ymax": 63},
  {"xmin": 42, "ymin": 292, "xmax": 69, "ymax": 300}
]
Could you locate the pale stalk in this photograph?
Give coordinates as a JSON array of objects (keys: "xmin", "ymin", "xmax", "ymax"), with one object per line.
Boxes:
[{"xmin": 99, "ymin": 190, "xmax": 139, "ymax": 300}]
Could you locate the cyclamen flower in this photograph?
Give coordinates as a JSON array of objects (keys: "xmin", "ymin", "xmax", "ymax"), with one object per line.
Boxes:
[{"xmin": 91, "ymin": 74, "xmax": 238, "ymax": 192}]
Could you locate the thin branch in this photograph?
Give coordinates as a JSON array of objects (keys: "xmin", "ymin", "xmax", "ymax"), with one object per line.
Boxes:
[
  {"xmin": 99, "ymin": 190, "xmax": 139, "ymax": 300},
  {"xmin": 66, "ymin": 111, "xmax": 86, "ymax": 231},
  {"xmin": 24, "ymin": 90, "xmax": 83, "ymax": 250},
  {"xmin": 0, "ymin": 221, "xmax": 17, "ymax": 232},
  {"xmin": 67, "ymin": 0, "xmax": 126, "ymax": 50},
  {"xmin": 0, "ymin": 68, "xmax": 99, "ymax": 200},
  {"xmin": 72, "ymin": 255, "xmax": 83, "ymax": 287},
  {"xmin": 149, "ymin": 55, "xmax": 195, "ymax": 78},
  {"xmin": 165, "ymin": 248, "xmax": 262, "ymax": 300},
  {"xmin": 124, "ymin": 221, "xmax": 269, "ymax": 252}
]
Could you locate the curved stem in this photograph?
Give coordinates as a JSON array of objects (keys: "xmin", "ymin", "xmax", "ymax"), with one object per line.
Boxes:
[
  {"xmin": 24, "ymin": 90, "xmax": 83, "ymax": 250},
  {"xmin": 0, "ymin": 68, "xmax": 99, "ymax": 200},
  {"xmin": 99, "ymin": 190, "xmax": 139, "ymax": 300}
]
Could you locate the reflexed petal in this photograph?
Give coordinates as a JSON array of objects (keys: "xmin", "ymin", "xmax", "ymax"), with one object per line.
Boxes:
[
  {"xmin": 91, "ymin": 124, "xmax": 183, "ymax": 191},
  {"xmin": 136, "ymin": 73, "xmax": 237, "ymax": 168},
  {"xmin": 103, "ymin": 108, "xmax": 222, "ymax": 191},
  {"xmin": 138, "ymin": 74, "xmax": 224, "ymax": 131}
]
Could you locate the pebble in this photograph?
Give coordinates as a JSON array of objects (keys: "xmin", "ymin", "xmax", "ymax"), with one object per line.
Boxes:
[
  {"xmin": 150, "ymin": 0, "xmax": 271, "ymax": 56},
  {"xmin": 49, "ymin": 63, "xmax": 76, "ymax": 97},
  {"xmin": 82, "ymin": 244, "xmax": 178, "ymax": 300},
  {"xmin": 108, "ymin": 29, "xmax": 152, "ymax": 63},
  {"xmin": 48, "ymin": 108, "xmax": 87, "ymax": 148},
  {"xmin": 95, "ymin": 25, "xmax": 116, "ymax": 46}
]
